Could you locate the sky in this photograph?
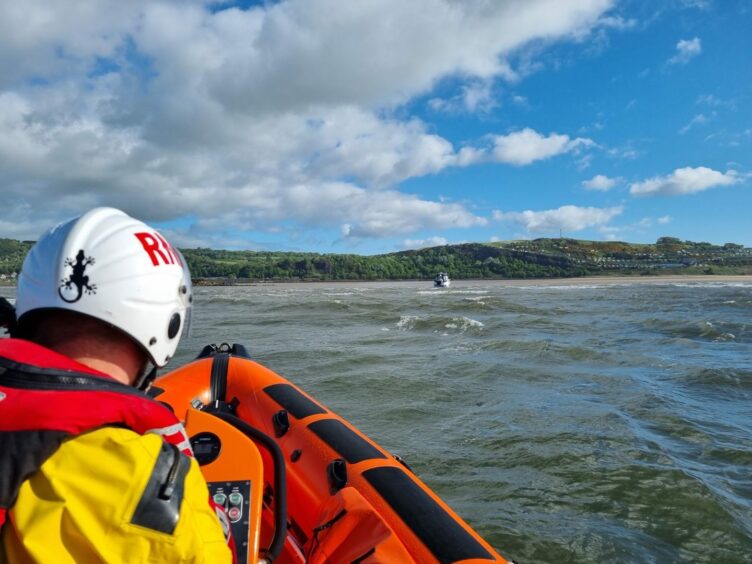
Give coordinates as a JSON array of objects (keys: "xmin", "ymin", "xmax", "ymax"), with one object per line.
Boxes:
[{"xmin": 0, "ymin": 0, "xmax": 750, "ymax": 254}]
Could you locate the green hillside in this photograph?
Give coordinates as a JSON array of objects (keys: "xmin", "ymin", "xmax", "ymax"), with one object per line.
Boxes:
[
  {"xmin": 182, "ymin": 237, "xmax": 752, "ymax": 282},
  {"xmin": 2, "ymin": 237, "xmax": 750, "ymax": 284},
  {"xmin": 0, "ymin": 239, "xmax": 33, "ymax": 281}
]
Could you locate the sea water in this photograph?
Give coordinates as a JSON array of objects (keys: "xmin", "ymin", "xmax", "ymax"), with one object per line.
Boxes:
[{"xmin": 2, "ymin": 280, "xmax": 751, "ymax": 562}]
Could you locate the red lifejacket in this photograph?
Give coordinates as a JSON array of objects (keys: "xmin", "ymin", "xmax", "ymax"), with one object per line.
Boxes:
[{"xmin": 0, "ymin": 339, "xmax": 192, "ymax": 529}]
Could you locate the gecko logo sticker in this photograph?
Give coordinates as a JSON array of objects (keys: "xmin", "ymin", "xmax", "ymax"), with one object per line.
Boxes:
[{"xmin": 59, "ymin": 250, "xmax": 97, "ymax": 303}]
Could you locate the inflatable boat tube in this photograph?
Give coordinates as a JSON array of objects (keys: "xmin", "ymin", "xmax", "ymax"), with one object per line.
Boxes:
[{"xmin": 153, "ymin": 343, "xmax": 508, "ymax": 564}]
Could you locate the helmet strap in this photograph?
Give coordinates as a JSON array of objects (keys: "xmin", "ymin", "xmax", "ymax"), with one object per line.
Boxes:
[{"xmin": 134, "ymin": 363, "xmax": 158, "ymax": 391}]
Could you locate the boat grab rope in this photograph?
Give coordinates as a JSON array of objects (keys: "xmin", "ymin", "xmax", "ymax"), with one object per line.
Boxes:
[{"xmin": 305, "ymin": 508, "xmax": 347, "ymax": 561}]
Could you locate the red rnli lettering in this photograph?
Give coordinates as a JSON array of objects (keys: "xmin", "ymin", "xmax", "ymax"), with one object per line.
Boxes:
[
  {"xmin": 135, "ymin": 232, "xmax": 181, "ymax": 267},
  {"xmin": 155, "ymin": 232, "xmax": 183, "ymax": 267}
]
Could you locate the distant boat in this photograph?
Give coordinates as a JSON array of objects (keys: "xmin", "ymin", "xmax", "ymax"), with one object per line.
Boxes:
[{"xmin": 433, "ymin": 272, "xmax": 450, "ymax": 287}]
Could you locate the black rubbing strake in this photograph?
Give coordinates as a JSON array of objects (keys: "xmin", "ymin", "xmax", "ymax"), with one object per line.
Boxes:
[
  {"xmin": 210, "ymin": 353, "xmax": 229, "ymax": 402},
  {"xmin": 362, "ymin": 467, "xmax": 494, "ymax": 564},
  {"xmin": 264, "ymin": 384, "xmax": 326, "ymax": 419},
  {"xmin": 307, "ymin": 419, "xmax": 386, "ymax": 464}
]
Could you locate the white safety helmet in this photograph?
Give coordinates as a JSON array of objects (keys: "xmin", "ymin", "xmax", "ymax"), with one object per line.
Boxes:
[{"xmin": 16, "ymin": 207, "xmax": 192, "ymax": 368}]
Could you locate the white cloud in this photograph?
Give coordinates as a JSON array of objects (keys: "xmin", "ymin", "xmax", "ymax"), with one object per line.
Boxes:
[
  {"xmin": 582, "ymin": 174, "xmax": 621, "ymax": 191},
  {"xmin": 696, "ymin": 94, "xmax": 734, "ymax": 109},
  {"xmin": 630, "ymin": 166, "xmax": 741, "ymax": 197},
  {"xmin": 576, "ymin": 154, "xmax": 594, "ymax": 171},
  {"xmin": 681, "ymin": 0, "xmax": 711, "ymax": 9},
  {"xmin": 426, "ymin": 126, "xmax": 595, "ymax": 169},
  {"xmin": 679, "ymin": 113, "xmax": 709, "ymax": 134},
  {"xmin": 400, "ymin": 236, "xmax": 450, "ymax": 250},
  {"xmin": 198, "ymin": 0, "xmax": 613, "ymax": 112},
  {"xmin": 488, "ymin": 128, "xmax": 593, "ymax": 166},
  {"xmin": 428, "ymin": 80, "xmax": 497, "ymax": 114},
  {"xmin": 597, "ymin": 15, "xmax": 637, "ymax": 30},
  {"xmin": 462, "ymin": 82, "xmax": 497, "ymax": 113},
  {"xmin": 493, "ymin": 205, "xmax": 623, "ymax": 234},
  {"xmin": 0, "ymin": 0, "xmax": 616, "ymax": 245},
  {"xmin": 658, "ymin": 215, "xmax": 672, "ymax": 224},
  {"xmin": 189, "ymin": 182, "xmax": 487, "ymax": 239},
  {"xmin": 668, "ymin": 37, "xmax": 702, "ymax": 65},
  {"xmin": 606, "ymin": 145, "xmax": 640, "ymax": 160}
]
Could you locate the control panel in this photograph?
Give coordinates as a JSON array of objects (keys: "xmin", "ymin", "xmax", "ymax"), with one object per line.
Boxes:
[
  {"xmin": 185, "ymin": 407, "xmax": 265, "ymax": 564},
  {"xmin": 208, "ymin": 480, "xmax": 252, "ymax": 564}
]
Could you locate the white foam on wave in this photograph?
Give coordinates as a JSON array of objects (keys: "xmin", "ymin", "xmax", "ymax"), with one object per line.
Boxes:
[
  {"xmin": 396, "ymin": 315, "xmax": 418, "ymax": 330},
  {"xmin": 417, "ymin": 288, "xmax": 489, "ymax": 296},
  {"xmin": 450, "ymin": 289, "xmax": 489, "ymax": 295},
  {"xmin": 445, "ymin": 316, "xmax": 484, "ymax": 331},
  {"xmin": 717, "ymin": 333, "xmax": 736, "ymax": 341},
  {"xmin": 517, "ymin": 284, "xmax": 613, "ymax": 291}
]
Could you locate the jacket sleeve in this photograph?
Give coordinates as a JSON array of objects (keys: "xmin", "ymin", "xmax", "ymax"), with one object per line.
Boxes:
[{"xmin": 2, "ymin": 427, "xmax": 233, "ymax": 564}]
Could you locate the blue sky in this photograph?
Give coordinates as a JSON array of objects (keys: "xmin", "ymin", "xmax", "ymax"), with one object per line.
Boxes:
[{"xmin": 0, "ymin": 1, "xmax": 749, "ymax": 254}]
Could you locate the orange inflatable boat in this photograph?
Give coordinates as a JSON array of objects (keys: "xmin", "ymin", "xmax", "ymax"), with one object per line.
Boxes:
[{"xmin": 153, "ymin": 343, "xmax": 509, "ymax": 564}]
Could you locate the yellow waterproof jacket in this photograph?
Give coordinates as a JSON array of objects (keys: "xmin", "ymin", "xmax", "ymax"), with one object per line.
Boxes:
[{"xmin": 1, "ymin": 427, "xmax": 232, "ymax": 563}]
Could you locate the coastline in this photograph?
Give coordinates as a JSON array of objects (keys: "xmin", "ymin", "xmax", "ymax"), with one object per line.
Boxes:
[
  {"xmin": 474, "ymin": 275, "xmax": 752, "ymax": 287},
  {"xmin": 195, "ymin": 274, "xmax": 751, "ymax": 288},
  {"xmin": 2, "ymin": 275, "xmax": 749, "ymax": 291}
]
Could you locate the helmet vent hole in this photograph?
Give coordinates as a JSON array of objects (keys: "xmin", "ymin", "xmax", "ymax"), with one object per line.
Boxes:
[
  {"xmin": 168, "ymin": 313, "xmax": 181, "ymax": 339},
  {"xmin": 149, "ymin": 337, "xmax": 157, "ymax": 346}
]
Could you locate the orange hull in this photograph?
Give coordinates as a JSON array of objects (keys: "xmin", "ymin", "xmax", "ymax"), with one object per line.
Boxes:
[{"xmin": 154, "ymin": 344, "xmax": 508, "ymax": 564}]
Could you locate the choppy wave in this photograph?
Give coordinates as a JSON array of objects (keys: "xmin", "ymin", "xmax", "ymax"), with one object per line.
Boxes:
[
  {"xmin": 417, "ymin": 287, "xmax": 490, "ymax": 294},
  {"xmin": 679, "ymin": 367, "xmax": 752, "ymax": 391},
  {"xmin": 395, "ymin": 314, "xmax": 484, "ymax": 333},
  {"xmin": 644, "ymin": 318, "xmax": 748, "ymax": 342}
]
